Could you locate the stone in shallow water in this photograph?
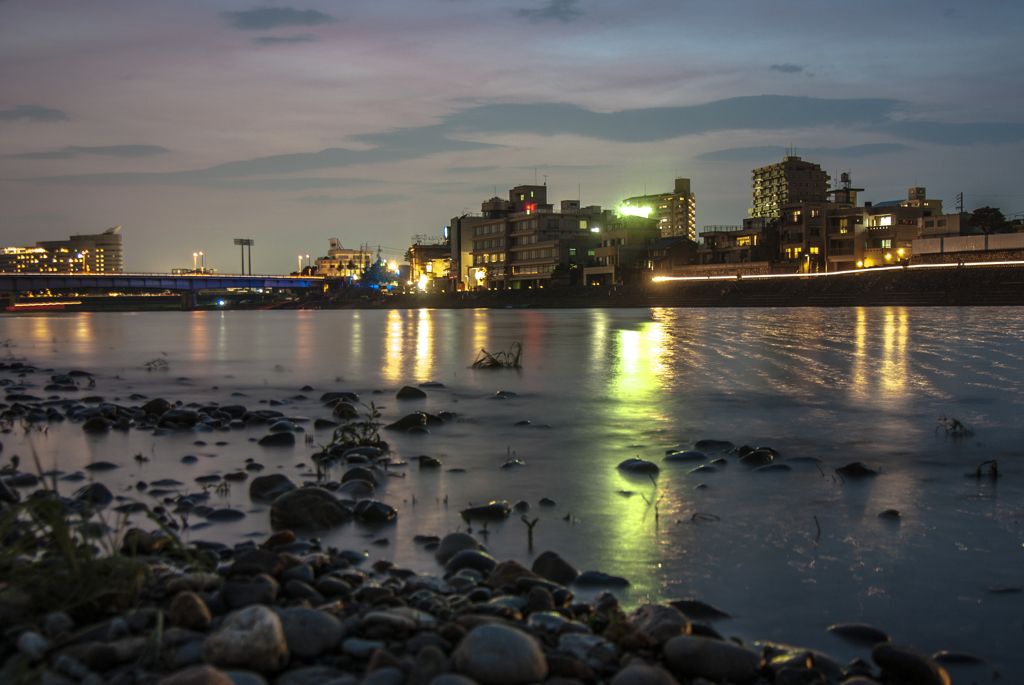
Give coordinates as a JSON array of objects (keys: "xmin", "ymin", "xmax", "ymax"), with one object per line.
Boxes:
[
  {"xmin": 531, "ymin": 550, "xmax": 578, "ymax": 585},
  {"xmin": 872, "ymin": 643, "xmax": 950, "ymax": 685},
  {"xmin": 617, "ymin": 458, "xmax": 659, "ymax": 474},
  {"xmin": 827, "ymin": 622, "xmax": 891, "ymax": 646},
  {"xmin": 270, "ymin": 488, "xmax": 352, "ymax": 529},
  {"xmin": 435, "ymin": 533, "xmax": 480, "ymax": 563}
]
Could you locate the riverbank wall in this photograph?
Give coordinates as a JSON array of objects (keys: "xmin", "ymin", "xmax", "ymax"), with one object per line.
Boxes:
[{"xmin": 355, "ymin": 264, "xmax": 1024, "ymax": 310}]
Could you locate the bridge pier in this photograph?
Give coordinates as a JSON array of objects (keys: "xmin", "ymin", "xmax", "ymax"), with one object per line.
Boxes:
[{"xmin": 181, "ymin": 292, "xmax": 197, "ymax": 311}]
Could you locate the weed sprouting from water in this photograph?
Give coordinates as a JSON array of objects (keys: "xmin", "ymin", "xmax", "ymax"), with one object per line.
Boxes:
[
  {"xmin": 472, "ymin": 341, "xmax": 523, "ymax": 369},
  {"xmin": 937, "ymin": 414, "xmax": 974, "ymax": 438}
]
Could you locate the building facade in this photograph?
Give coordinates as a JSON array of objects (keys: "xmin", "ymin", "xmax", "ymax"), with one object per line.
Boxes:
[
  {"xmin": 0, "ymin": 227, "xmax": 123, "ymax": 274},
  {"xmin": 314, "ymin": 240, "xmax": 374, "ymax": 279},
  {"xmin": 750, "ymin": 156, "xmax": 830, "ymax": 218},
  {"xmin": 584, "ymin": 216, "xmax": 662, "ymax": 285},
  {"xmin": 620, "ymin": 177, "xmax": 696, "ymax": 240}
]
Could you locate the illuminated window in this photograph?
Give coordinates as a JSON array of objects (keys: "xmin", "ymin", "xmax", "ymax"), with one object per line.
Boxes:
[{"xmin": 810, "ymin": 247, "xmax": 819, "ymax": 255}]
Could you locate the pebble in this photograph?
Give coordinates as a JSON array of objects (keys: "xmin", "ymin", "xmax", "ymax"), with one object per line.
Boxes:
[
  {"xmin": 158, "ymin": 666, "xmax": 236, "ymax": 685},
  {"xmin": 17, "ymin": 631, "xmax": 52, "ymax": 661},
  {"xmin": 201, "ymin": 605, "xmax": 289, "ymax": 673},
  {"xmin": 277, "ymin": 607, "xmax": 345, "ymax": 659},
  {"xmin": 663, "ymin": 635, "xmax": 761, "ymax": 684},
  {"xmin": 609, "ymin": 664, "xmax": 681, "ymax": 685},
  {"xmin": 872, "ymin": 643, "xmax": 951, "ymax": 685},
  {"xmin": 628, "ymin": 604, "xmax": 691, "ymax": 645},
  {"xmin": 452, "ymin": 624, "xmax": 548, "ymax": 685},
  {"xmin": 169, "ymin": 591, "xmax": 212, "ymax": 631},
  {"xmin": 342, "ymin": 638, "xmax": 385, "ymax": 659}
]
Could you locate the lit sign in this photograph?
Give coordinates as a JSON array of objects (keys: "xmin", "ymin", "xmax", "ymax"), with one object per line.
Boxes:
[{"xmin": 619, "ymin": 205, "xmax": 652, "ymax": 218}]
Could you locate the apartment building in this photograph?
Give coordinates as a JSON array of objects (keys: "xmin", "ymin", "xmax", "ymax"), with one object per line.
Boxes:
[
  {"xmin": 750, "ymin": 156, "xmax": 830, "ymax": 218},
  {"xmin": 315, "ymin": 239, "xmax": 374, "ymax": 279},
  {"xmin": 584, "ymin": 216, "xmax": 661, "ymax": 285},
  {"xmin": 0, "ymin": 227, "xmax": 123, "ymax": 273},
  {"xmin": 620, "ymin": 178, "xmax": 696, "ymax": 240},
  {"xmin": 468, "ymin": 185, "xmax": 600, "ymax": 289}
]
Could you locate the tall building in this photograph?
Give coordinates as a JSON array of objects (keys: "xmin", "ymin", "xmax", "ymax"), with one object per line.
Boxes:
[
  {"xmin": 621, "ymin": 178, "xmax": 696, "ymax": 240},
  {"xmin": 750, "ymin": 156, "xmax": 830, "ymax": 218},
  {"xmin": 0, "ymin": 227, "xmax": 123, "ymax": 273}
]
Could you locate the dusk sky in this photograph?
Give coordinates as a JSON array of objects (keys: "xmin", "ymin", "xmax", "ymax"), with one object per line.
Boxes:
[{"xmin": 2, "ymin": 0, "xmax": 1023, "ymax": 274}]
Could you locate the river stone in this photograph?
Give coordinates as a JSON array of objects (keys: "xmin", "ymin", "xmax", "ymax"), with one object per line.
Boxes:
[
  {"xmin": 397, "ymin": 386, "xmax": 427, "ymax": 400},
  {"xmin": 336, "ymin": 479, "xmax": 375, "ymax": 497},
  {"xmin": 429, "ymin": 677, "xmax": 478, "ymax": 685},
  {"xmin": 617, "ymin": 458, "xmax": 659, "ymax": 474},
  {"xmin": 273, "ymin": 666, "xmax": 341, "ymax": 685},
  {"xmin": 222, "ymin": 574, "xmax": 279, "ymax": 609},
  {"xmin": 201, "ymin": 605, "xmax": 289, "ymax": 673},
  {"xmin": 872, "ymin": 643, "xmax": 950, "ymax": 685},
  {"xmin": 531, "ymin": 550, "xmax": 579, "ymax": 585},
  {"xmin": 574, "ymin": 571, "xmax": 629, "ymax": 587},
  {"xmin": 609, "ymin": 664, "xmax": 681, "ymax": 685},
  {"xmin": 409, "ymin": 645, "xmax": 446, "ymax": 685},
  {"xmin": 73, "ymin": 482, "xmax": 113, "ymax": 505},
  {"xmin": 385, "ymin": 413, "xmax": 427, "ymax": 431},
  {"xmin": 628, "ymin": 604, "xmax": 691, "ymax": 645},
  {"xmin": 277, "ymin": 607, "xmax": 344, "ymax": 659},
  {"xmin": 354, "ymin": 499, "xmax": 398, "ymax": 523},
  {"xmin": 158, "ymin": 665, "xmax": 235, "ymax": 685},
  {"xmin": 836, "ymin": 462, "xmax": 877, "ymax": 477},
  {"xmin": 435, "ymin": 533, "xmax": 481, "ymax": 563},
  {"xmin": 663, "ymin": 635, "xmax": 761, "ymax": 684},
  {"xmin": 667, "ymin": 598, "xmax": 731, "ymax": 621},
  {"xmin": 827, "ymin": 623, "xmax": 891, "ymax": 646},
  {"xmin": 452, "ymin": 624, "xmax": 547, "ymax": 685},
  {"xmin": 488, "ymin": 560, "xmax": 538, "ymax": 589},
  {"xmin": 364, "ymin": 668, "xmax": 405, "ymax": 685},
  {"xmin": 169, "ymin": 591, "xmax": 212, "ymax": 631},
  {"xmin": 664, "ymin": 451, "xmax": 707, "ymax": 462},
  {"xmin": 140, "ymin": 398, "xmax": 172, "ymax": 416},
  {"xmin": 341, "ymin": 467, "xmax": 377, "ymax": 486},
  {"xmin": 249, "ymin": 475, "xmax": 297, "ymax": 502},
  {"xmin": 738, "ymin": 450, "xmax": 774, "ymax": 468},
  {"xmin": 460, "ymin": 501, "xmax": 511, "ymax": 520},
  {"xmin": 258, "ymin": 432, "xmax": 294, "ymax": 446},
  {"xmin": 270, "ymin": 488, "xmax": 352, "ymax": 529},
  {"xmin": 445, "ymin": 550, "xmax": 497, "ymax": 575}
]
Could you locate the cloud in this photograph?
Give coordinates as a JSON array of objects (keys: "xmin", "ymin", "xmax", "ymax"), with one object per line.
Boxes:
[
  {"xmin": 211, "ymin": 178, "xmax": 375, "ymax": 191},
  {"xmin": 222, "ymin": 7, "xmax": 337, "ymax": 31},
  {"xmin": 291, "ymin": 193, "xmax": 406, "ymax": 204},
  {"xmin": 515, "ymin": 0, "xmax": 583, "ymax": 24},
  {"xmin": 430, "ymin": 96, "xmax": 897, "ymax": 143},
  {"xmin": 770, "ymin": 63, "xmax": 803, "ymax": 74},
  {"xmin": 0, "ymin": 105, "xmax": 70, "ymax": 123},
  {"xmin": 446, "ymin": 165, "xmax": 499, "ymax": 173},
  {"xmin": 882, "ymin": 121, "xmax": 1024, "ymax": 146},
  {"xmin": 10, "ymin": 145, "xmax": 169, "ymax": 160},
  {"xmin": 253, "ymin": 33, "xmax": 316, "ymax": 46},
  {"xmin": 697, "ymin": 143, "xmax": 913, "ymax": 162}
]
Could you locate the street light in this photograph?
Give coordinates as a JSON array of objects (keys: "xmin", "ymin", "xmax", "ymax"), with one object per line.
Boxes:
[
  {"xmin": 199, "ymin": 251, "xmax": 204, "ymax": 273},
  {"xmin": 306, "ymin": 255, "xmax": 311, "ymax": 272},
  {"xmin": 193, "ymin": 252, "xmax": 198, "ymax": 272}
]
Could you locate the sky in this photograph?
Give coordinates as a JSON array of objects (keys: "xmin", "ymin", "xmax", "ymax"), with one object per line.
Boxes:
[{"xmin": 2, "ymin": 0, "xmax": 1023, "ymax": 274}]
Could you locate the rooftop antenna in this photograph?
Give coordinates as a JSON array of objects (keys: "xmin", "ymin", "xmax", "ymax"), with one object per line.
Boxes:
[{"xmin": 543, "ymin": 174, "xmax": 548, "ymax": 186}]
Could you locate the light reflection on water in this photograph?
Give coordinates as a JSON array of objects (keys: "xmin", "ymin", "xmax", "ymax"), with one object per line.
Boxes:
[{"xmin": 2, "ymin": 307, "xmax": 1024, "ymax": 680}]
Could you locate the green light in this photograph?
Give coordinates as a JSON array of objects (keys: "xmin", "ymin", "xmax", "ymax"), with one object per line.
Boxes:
[{"xmin": 619, "ymin": 205, "xmax": 652, "ymax": 218}]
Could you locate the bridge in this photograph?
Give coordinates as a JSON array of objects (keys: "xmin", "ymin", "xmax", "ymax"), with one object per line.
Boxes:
[
  {"xmin": 0, "ymin": 272, "xmax": 326, "ymax": 310},
  {"xmin": 0, "ymin": 272, "xmax": 323, "ymax": 294}
]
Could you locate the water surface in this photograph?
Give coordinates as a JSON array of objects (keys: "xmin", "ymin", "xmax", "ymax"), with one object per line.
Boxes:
[{"xmin": 2, "ymin": 307, "xmax": 1022, "ymax": 681}]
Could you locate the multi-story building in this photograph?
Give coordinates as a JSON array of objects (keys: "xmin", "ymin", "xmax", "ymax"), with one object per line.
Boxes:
[
  {"xmin": 620, "ymin": 178, "xmax": 696, "ymax": 240},
  {"xmin": 468, "ymin": 185, "xmax": 600, "ymax": 289},
  {"xmin": 314, "ymin": 239, "xmax": 374, "ymax": 279},
  {"xmin": 750, "ymin": 156, "xmax": 830, "ymax": 218},
  {"xmin": 0, "ymin": 227, "xmax": 123, "ymax": 273},
  {"xmin": 407, "ymin": 241, "xmax": 451, "ymax": 292},
  {"xmin": 584, "ymin": 216, "xmax": 661, "ymax": 285}
]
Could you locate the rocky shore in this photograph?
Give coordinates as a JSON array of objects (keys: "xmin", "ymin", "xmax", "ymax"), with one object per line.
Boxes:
[{"xmin": 0, "ymin": 360, "xmax": 979, "ymax": 685}]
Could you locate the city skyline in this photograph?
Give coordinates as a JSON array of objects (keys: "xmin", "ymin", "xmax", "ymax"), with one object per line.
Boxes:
[{"xmin": 2, "ymin": 0, "xmax": 1023, "ymax": 273}]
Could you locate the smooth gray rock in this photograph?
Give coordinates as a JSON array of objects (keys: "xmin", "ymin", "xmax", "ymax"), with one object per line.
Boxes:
[
  {"xmin": 270, "ymin": 488, "xmax": 352, "ymax": 529},
  {"xmin": 17, "ymin": 632, "xmax": 52, "ymax": 661},
  {"xmin": 363, "ymin": 668, "xmax": 405, "ymax": 685},
  {"xmin": 609, "ymin": 664, "xmax": 681, "ymax": 685},
  {"xmin": 434, "ymin": 533, "xmax": 480, "ymax": 564},
  {"xmin": 872, "ymin": 643, "xmax": 950, "ymax": 685},
  {"xmin": 628, "ymin": 604, "xmax": 691, "ymax": 645},
  {"xmin": 277, "ymin": 608, "xmax": 344, "ymax": 659},
  {"xmin": 663, "ymin": 635, "xmax": 761, "ymax": 684},
  {"xmin": 274, "ymin": 666, "xmax": 343, "ymax": 685},
  {"xmin": 452, "ymin": 624, "xmax": 547, "ymax": 685},
  {"xmin": 249, "ymin": 475, "xmax": 297, "ymax": 502},
  {"xmin": 201, "ymin": 605, "xmax": 289, "ymax": 673},
  {"xmin": 531, "ymin": 550, "xmax": 578, "ymax": 585},
  {"xmin": 223, "ymin": 574, "xmax": 279, "ymax": 609},
  {"xmin": 341, "ymin": 638, "xmax": 385, "ymax": 660},
  {"xmin": 225, "ymin": 672, "xmax": 268, "ymax": 685},
  {"xmin": 429, "ymin": 677, "xmax": 479, "ymax": 685}
]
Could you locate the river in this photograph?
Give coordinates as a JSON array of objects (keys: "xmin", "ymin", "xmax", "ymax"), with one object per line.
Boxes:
[{"xmin": 1, "ymin": 306, "xmax": 1022, "ymax": 681}]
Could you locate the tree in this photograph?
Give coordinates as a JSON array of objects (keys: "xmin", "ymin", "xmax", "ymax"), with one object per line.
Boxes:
[
  {"xmin": 358, "ymin": 259, "xmax": 396, "ymax": 288},
  {"xmin": 966, "ymin": 206, "xmax": 1010, "ymax": 234}
]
